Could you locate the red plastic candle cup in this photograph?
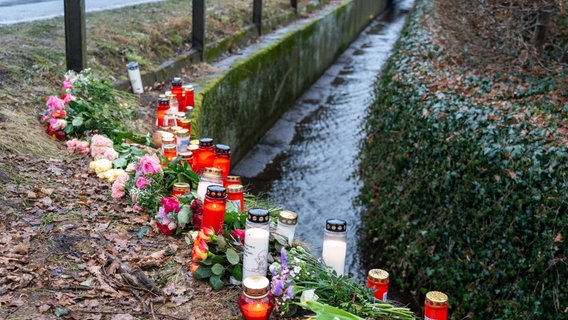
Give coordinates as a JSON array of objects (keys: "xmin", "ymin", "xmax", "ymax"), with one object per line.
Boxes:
[
  {"xmin": 183, "ymin": 85, "xmax": 194, "ymax": 109},
  {"xmin": 224, "ymin": 175, "xmax": 241, "ymax": 189},
  {"xmin": 212, "ymin": 144, "xmax": 231, "ymax": 180},
  {"xmin": 238, "ymin": 276, "xmax": 274, "ymax": 320},
  {"xmin": 424, "ymin": 291, "xmax": 449, "ymax": 320},
  {"xmin": 171, "ymin": 77, "xmax": 184, "ymax": 112},
  {"xmin": 172, "ymin": 182, "xmax": 190, "ymax": 198},
  {"xmin": 227, "ymin": 184, "xmax": 245, "ymax": 212},
  {"xmin": 156, "ymin": 97, "xmax": 170, "ymax": 128},
  {"xmin": 163, "ymin": 144, "xmax": 177, "ymax": 163},
  {"xmin": 201, "ymin": 185, "xmax": 227, "ymax": 234},
  {"xmin": 367, "ymin": 269, "xmax": 389, "ymax": 301},
  {"xmin": 195, "ymin": 138, "xmax": 215, "ymax": 174}
]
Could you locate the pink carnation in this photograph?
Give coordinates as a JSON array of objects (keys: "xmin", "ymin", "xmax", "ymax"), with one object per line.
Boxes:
[
  {"xmin": 63, "ymin": 79, "xmax": 73, "ymax": 91},
  {"xmin": 91, "ymin": 146, "xmax": 107, "ymax": 160},
  {"xmin": 46, "ymin": 95, "xmax": 64, "ymax": 112},
  {"xmin": 140, "ymin": 153, "xmax": 162, "ymax": 175},
  {"xmin": 49, "ymin": 119, "xmax": 67, "ymax": 131},
  {"xmin": 76, "ymin": 141, "xmax": 90, "ymax": 155}
]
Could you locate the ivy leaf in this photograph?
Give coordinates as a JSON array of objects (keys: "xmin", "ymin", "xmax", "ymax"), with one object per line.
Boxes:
[
  {"xmin": 209, "ymin": 274, "xmax": 224, "ymax": 291},
  {"xmin": 137, "ymin": 226, "xmax": 150, "ymax": 239},
  {"xmin": 54, "ymin": 308, "xmax": 68, "ymax": 317},
  {"xmin": 193, "ymin": 266, "xmax": 212, "ymax": 279},
  {"xmin": 226, "ymin": 248, "xmax": 239, "ymax": 265},
  {"xmin": 230, "ymin": 265, "xmax": 243, "ymax": 281},
  {"xmin": 211, "ymin": 263, "xmax": 225, "ymax": 276},
  {"xmin": 113, "ymin": 157, "xmax": 128, "ymax": 169}
]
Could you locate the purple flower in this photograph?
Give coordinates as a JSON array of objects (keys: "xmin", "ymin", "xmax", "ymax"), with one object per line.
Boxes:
[
  {"xmin": 269, "ymin": 264, "xmax": 277, "ymax": 277},
  {"xmin": 273, "ymin": 279, "xmax": 284, "ymax": 296},
  {"xmin": 286, "ymin": 285, "xmax": 294, "ymax": 299},
  {"xmin": 280, "ymin": 247, "xmax": 287, "ymax": 269},
  {"xmin": 157, "ymin": 206, "xmax": 172, "ymax": 225}
]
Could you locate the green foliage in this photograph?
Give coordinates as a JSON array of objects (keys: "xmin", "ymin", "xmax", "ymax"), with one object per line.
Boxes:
[
  {"xmin": 64, "ymin": 70, "xmax": 138, "ymax": 142},
  {"xmin": 358, "ymin": 2, "xmax": 567, "ymax": 319}
]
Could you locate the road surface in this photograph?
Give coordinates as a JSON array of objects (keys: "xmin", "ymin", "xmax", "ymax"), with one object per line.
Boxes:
[{"xmin": 0, "ymin": 0, "xmax": 165, "ymax": 25}]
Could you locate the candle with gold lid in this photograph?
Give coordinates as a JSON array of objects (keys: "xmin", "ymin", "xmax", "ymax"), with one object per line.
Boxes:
[
  {"xmin": 176, "ymin": 128, "xmax": 190, "ymax": 153},
  {"xmin": 275, "ymin": 210, "xmax": 298, "ymax": 245},
  {"xmin": 227, "ymin": 184, "xmax": 245, "ymax": 212},
  {"xmin": 212, "ymin": 144, "xmax": 231, "ymax": 180},
  {"xmin": 165, "ymin": 91, "xmax": 179, "ymax": 114},
  {"xmin": 183, "ymin": 84, "xmax": 194, "ymax": 110},
  {"xmin": 238, "ymin": 276, "xmax": 274, "ymax": 320},
  {"xmin": 424, "ymin": 291, "xmax": 448, "ymax": 320},
  {"xmin": 367, "ymin": 269, "xmax": 389, "ymax": 301},
  {"xmin": 179, "ymin": 151, "xmax": 193, "ymax": 167},
  {"xmin": 224, "ymin": 175, "xmax": 241, "ymax": 189},
  {"xmin": 180, "ymin": 118, "xmax": 191, "ymax": 133},
  {"xmin": 172, "ymin": 182, "xmax": 190, "ymax": 198},
  {"xmin": 195, "ymin": 138, "xmax": 215, "ymax": 174}
]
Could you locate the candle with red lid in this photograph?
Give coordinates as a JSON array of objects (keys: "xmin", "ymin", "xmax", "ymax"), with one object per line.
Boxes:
[
  {"xmin": 424, "ymin": 291, "xmax": 448, "ymax": 320},
  {"xmin": 201, "ymin": 185, "xmax": 227, "ymax": 234},
  {"xmin": 238, "ymin": 276, "xmax": 274, "ymax": 320},
  {"xmin": 367, "ymin": 269, "xmax": 389, "ymax": 301}
]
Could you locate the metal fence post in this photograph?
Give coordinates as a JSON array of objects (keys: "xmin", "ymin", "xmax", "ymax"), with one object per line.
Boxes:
[
  {"xmin": 64, "ymin": 0, "xmax": 86, "ymax": 72},
  {"xmin": 192, "ymin": 0, "xmax": 205, "ymax": 60},
  {"xmin": 291, "ymin": 0, "xmax": 297, "ymax": 11},
  {"xmin": 253, "ymin": 0, "xmax": 262, "ymax": 36}
]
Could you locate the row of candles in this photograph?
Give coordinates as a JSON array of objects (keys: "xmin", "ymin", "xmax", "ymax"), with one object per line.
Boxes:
[{"xmin": 156, "ymin": 77, "xmax": 449, "ymax": 320}]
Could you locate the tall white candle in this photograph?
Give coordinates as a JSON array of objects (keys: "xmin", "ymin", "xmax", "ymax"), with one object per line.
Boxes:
[
  {"xmin": 126, "ymin": 62, "xmax": 144, "ymax": 94},
  {"xmin": 322, "ymin": 239, "xmax": 347, "ymax": 275},
  {"xmin": 242, "ymin": 228, "xmax": 270, "ymax": 280}
]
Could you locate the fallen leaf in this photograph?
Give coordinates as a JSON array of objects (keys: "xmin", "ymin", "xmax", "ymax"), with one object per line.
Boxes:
[
  {"xmin": 38, "ymin": 304, "xmax": 51, "ymax": 312},
  {"xmin": 171, "ymin": 296, "xmax": 190, "ymax": 306}
]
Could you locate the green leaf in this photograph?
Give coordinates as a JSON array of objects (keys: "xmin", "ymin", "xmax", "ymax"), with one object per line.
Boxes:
[
  {"xmin": 113, "ymin": 157, "xmax": 128, "ymax": 169},
  {"xmin": 211, "ymin": 263, "xmax": 225, "ymax": 276},
  {"xmin": 230, "ymin": 265, "xmax": 242, "ymax": 281},
  {"xmin": 193, "ymin": 266, "xmax": 212, "ymax": 279},
  {"xmin": 54, "ymin": 307, "xmax": 69, "ymax": 316},
  {"xmin": 226, "ymin": 248, "xmax": 240, "ymax": 265},
  {"xmin": 209, "ymin": 275, "xmax": 224, "ymax": 290},
  {"xmin": 72, "ymin": 116, "xmax": 84, "ymax": 127},
  {"xmin": 137, "ymin": 226, "xmax": 150, "ymax": 239}
]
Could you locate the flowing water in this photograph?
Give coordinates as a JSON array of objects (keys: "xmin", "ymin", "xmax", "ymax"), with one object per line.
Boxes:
[{"xmin": 233, "ymin": 0, "xmax": 414, "ymax": 277}]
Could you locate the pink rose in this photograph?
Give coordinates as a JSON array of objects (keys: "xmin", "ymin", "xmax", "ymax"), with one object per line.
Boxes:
[
  {"xmin": 77, "ymin": 141, "xmax": 90, "ymax": 155},
  {"xmin": 46, "ymin": 95, "xmax": 64, "ymax": 111},
  {"xmin": 140, "ymin": 153, "xmax": 162, "ymax": 175},
  {"xmin": 90, "ymin": 134, "xmax": 113, "ymax": 148},
  {"xmin": 63, "ymin": 79, "xmax": 73, "ymax": 91},
  {"xmin": 51, "ymin": 109, "xmax": 67, "ymax": 119},
  {"xmin": 103, "ymin": 148, "xmax": 118, "ymax": 161},
  {"xmin": 136, "ymin": 176, "xmax": 151, "ymax": 189},
  {"xmin": 66, "ymin": 139, "xmax": 78, "ymax": 153},
  {"xmin": 61, "ymin": 93, "xmax": 75, "ymax": 104},
  {"xmin": 49, "ymin": 119, "xmax": 67, "ymax": 131},
  {"xmin": 111, "ymin": 172, "xmax": 129, "ymax": 199},
  {"xmin": 231, "ymin": 229, "xmax": 246, "ymax": 244},
  {"xmin": 160, "ymin": 197, "xmax": 180, "ymax": 214}
]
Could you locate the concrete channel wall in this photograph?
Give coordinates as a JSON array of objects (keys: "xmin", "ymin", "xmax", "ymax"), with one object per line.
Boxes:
[{"xmin": 195, "ymin": 0, "xmax": 388, "ymax": 164}]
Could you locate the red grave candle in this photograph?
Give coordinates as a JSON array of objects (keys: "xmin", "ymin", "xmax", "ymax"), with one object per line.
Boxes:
[
  {"xmin": 171, "ymin": 77, "xmax": 184, "ymax": 112},
  {"xmin": 201, "ymin": 185, "xmax": 227, "ymax": 234},
  {"xmin": 194, "ymin": 138, "xmax": 215, "ymax": 174},
  {"xmin": 238, "ymin": 276, "xmax": 274, "ymax": 320},
  {"xmin": 424, "ymin": 291, "xmax": 449, "ymax": 320},
  {"xmin": 183, "ymin": 85, "xmax": 194, "ymax": 109},
  {"xmin": 172, "ymin": 182, "xmax": 190, "ymax": 198},
  {"xmin": 224, "ymin": 175, "xmax": 241, "ymax": 189},
  {"xmin": 227, "ymin": 184, "xmax": 245, "ymax": 212},
  {"xmin": 156, "ymin": 97, "xmax": 170, "ymax": 128},
  {"xmin": 367, "ymin": 269, "xmax": 389, "ymax": 301},
  {"xmin": 212, "ymin": 144, "xmax": 231, "ymax": 180}
]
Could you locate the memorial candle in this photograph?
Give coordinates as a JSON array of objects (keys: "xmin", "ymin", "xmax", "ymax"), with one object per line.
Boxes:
[
  {"xmin": 321, "ymin": 219, "xmax": 347, "ymax": 275},
  {"xmin": 424, "ymin": 291, "xmax": 448, "ymax": 320},
  {"xmin": 201, "ymin": 185, "xmax": 227, "ymax": 234},
  {"xmin": 238, "ymin": 276, "xmax": 274, "ymax": 320},
  {"xmin": 243, "ymin": 209, "xmax": 270, "ymax": 280}
]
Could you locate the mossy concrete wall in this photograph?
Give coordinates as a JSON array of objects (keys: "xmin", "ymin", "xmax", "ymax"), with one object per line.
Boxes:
[{"xmin": 195, "ymin": 0, "xmax": 387, "ymax": 165}]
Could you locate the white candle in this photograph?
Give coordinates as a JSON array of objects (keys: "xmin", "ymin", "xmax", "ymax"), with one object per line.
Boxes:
[
  {"xmin": 322, "ymin": 239, "xmax": 347, "ymax": 275},
  {"xmin": 242, "ymin": 228, "xmax": 270, "ymax": 280},
  {"xmin": 126, "ymin": 62, "xmax": 144, "ymax": 94}
]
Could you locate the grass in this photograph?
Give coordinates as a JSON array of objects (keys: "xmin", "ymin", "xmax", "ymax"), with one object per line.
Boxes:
[{"xmin": 0, "ymin": 0, "xmax": 317, "ymax": 158}]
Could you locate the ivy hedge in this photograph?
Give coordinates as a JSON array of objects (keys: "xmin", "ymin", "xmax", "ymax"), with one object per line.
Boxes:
[{"xmin": 358, "ymin": 1, "xmax": 567, "ymax": 319}]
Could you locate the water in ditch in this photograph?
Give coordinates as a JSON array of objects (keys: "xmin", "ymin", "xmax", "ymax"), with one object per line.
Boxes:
[{"xmin": 233, "ymin": 0, "xmax": 414, "ymax": 278}]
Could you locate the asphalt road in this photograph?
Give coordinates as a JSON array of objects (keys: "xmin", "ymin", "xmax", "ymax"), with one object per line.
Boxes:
[{"xmin": 0, "ymin": 0, "xmax": 165, "ymax": 25}]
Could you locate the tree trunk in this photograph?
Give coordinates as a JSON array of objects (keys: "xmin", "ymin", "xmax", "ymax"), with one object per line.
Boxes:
[{"xmin": 532, "ymin": 8, "xmax": 552, "ymax": 55}]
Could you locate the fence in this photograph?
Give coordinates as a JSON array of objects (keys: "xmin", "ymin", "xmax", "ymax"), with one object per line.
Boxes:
[{"xmin": 64, "ymin": 0, "xmax": 302, "ymax": 72}]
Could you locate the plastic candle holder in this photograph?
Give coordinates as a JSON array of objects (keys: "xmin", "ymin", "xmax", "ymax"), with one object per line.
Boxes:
[{"xmin": 424, "ymin": 291, "xmax": 449, "ymax": 320}]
